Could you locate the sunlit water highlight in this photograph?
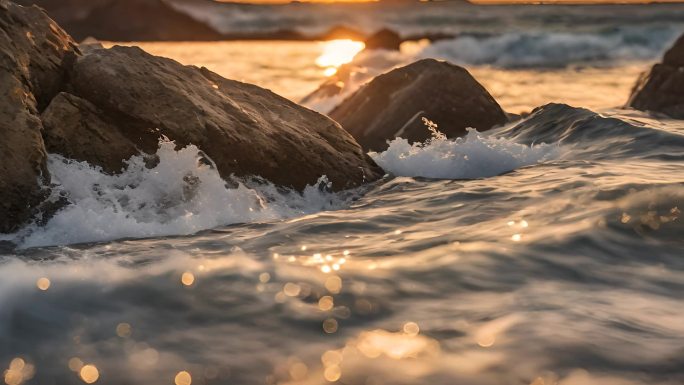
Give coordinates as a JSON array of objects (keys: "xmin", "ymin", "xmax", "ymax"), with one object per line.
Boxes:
[
  {"xmin": 4, "ymin": 4, "xmax": 684, "ymax": 383},
  {"xmin": 1, "ymin": 105, "xmax": 684, "ymax": 384}
]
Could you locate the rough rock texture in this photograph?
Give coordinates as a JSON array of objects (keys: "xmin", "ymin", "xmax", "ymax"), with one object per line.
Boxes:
[
  {"xmin": 329, "ymin": 59, "xmax": 508, "ymax": 152},
  {"xmin": 41, "ymin": 92, "xmax": 140, "ymax": 173},
  {"xmin": 628, "ymin": 34, "xmax": 684, "ymax": 118},
  {"xmin": 0, "ymin": 2, "xmax": 381, "ymax": 232},
  {"xmin": 364, "ymin": 28, "xmax": 402, "ymax": 51},
  {"xmin": 17, "ymin": 0, "xmax": 224, "ymax": 41},
  {"xmin": 64, "ymin": 45, "xmax": 381, "ymax": 191},
  {"xmin": 0, "ymin": 0, "xmax": 79, "ymax": 232}
]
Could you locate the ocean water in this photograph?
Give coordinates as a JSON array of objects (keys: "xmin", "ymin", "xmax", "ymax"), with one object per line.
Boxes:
[{"xmin": 3, "ymin": 3, "xmax": 684, "ymax": 385}]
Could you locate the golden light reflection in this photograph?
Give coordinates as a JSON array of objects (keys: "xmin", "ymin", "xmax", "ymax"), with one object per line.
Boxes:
[
  {"xmin": 181, "ymin": 272, "xmax": 195, "ymax": 286},
  {"xmin": 403, "ymin": 322, "xmax": 420, "ymax": 337},
  {"xmin": 323, "ymin": 318, "xmax": 338, "ymax": 334},
  {"xmin": 289, "ymin": 362, "xmax": 308, "ymax": 381},
  {"xmin": 174, "ymin": 371, "xmax": 192, "ymax": 385},
  {"xmin": 355, "ymin": 329, "xmax": 440, "ymax": 360},
  {"xmin": 116, "ymin": 323, "xmax": 132, "ymax": 338},
  {"xmin": 324, "ymin": 276, "xmax": 342, "ymax": 294},
  {"xmin": 283, "ymin": 282, "xmax": 301, "ymax": 297},
  {"xmin": 4, "ymin": 358, "xmax": 35, "ymax": 385},
  {"xmin": 316, "ymin": 39, "xmax": 365, "ymax": 75},
  {"xmin": 318, "ymin": 296, "xmax": 334, "ymax": 311},
  {"xmin": 323, "ymin": 365, "xmax": 341, "ymax": 382},
  {"xmin": 36, "ymin": 277, "xmax": 50, "ymax": 291},
  {"xmin": 79, "ymin": 365, "xmax": 99, "ymax": 384}
]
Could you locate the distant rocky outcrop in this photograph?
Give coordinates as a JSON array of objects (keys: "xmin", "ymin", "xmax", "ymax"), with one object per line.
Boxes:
[
  {"xmin": 0, "ymin": 1, "xmax": 382, "ymax": 232},
  {"xmin": 15, "ymin": 0, "xmax": 224, "ymax": 41},
  {"xmin": 317, "ymin": 25, "xmax": 366, "ymax": 42},
  {"xmin": 329, "ymin": 59, "xmax": 508, "ymax": 152},
  {"xmin": 364, "ymin": 28, "xmax": 402, "ymax": 51},
  {"xmin": 627, "ymin": 34, "xmax": 684, "ymax": 119}
]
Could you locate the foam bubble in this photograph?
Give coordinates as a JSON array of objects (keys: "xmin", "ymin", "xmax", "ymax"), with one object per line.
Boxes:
[
  {"xmin": 370, "ymin": 128, "xmax": 558, "ymax": 180},
  {"xmin": 10, "ymin": 141, "xmax": 347, "ymax": 249}
]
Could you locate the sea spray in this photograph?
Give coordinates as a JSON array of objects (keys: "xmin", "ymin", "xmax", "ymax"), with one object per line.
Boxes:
[
  {"xmin": 10, "ymin": 141, "xmax": 349, "ymax": 249},
  {"xmin": 370, "ymin": 123, "xmax": 558, "ymax": 180}
]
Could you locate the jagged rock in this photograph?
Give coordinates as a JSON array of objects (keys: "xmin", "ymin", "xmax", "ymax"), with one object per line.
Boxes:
[
  {"xmin": 18, "ymin": 0, "xmax": 224, "ymax": 41},
  {"xmin": 329, "ymin": 59, "xmax": 508, "ymax": 152},
  {"xmin": 0, "ymin": 1, "xmax": 79, "ymax": 232},
  {"xmin": 364, "ymin": 28, "xmax": 402, "ymax": 51},
  {"xmin": 628, "ymin": 34, "xmax": 684, "ymax": 119},
  {"xmin": 63, "ymin": 45, "xmax": 381, "ymax": 191}
]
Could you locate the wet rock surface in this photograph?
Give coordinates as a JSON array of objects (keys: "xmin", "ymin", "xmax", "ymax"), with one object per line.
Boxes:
[
  {"xmin": 0, "ymin": 2, "xmax": 382, "ymax": 232},
  {"xmin": 329, "ymin": 59, "xmax": 508, "ymax": 152},
  {"xmin": 628, "ymin": 34, "xmax": 684, "ymax": 119}
]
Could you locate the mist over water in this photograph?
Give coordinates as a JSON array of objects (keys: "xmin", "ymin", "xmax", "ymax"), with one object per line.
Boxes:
[{"xmin": 3, "ymin": 2, "xmax": 684, "ymax": 385}]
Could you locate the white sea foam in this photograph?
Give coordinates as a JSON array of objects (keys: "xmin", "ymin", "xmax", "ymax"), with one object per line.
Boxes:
[
  {"xmin": 370, "ymin": 127, "xmax": 558, "ymax": 180},
  {"xmin": 418, "ymin": 28, "xmax": 679, "ymax": 69},
  {"xmin": 11, "ymin": 141, "xmax": 345, "ymax": 249}
]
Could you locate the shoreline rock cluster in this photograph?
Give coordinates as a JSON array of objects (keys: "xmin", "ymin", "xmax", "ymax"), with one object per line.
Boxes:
[
  {"xmin": 3, "ymin": 0, "xmax": 682, "ymax": 235},
  {"xmin": 0, "ymin": 2, "xmax": 382, "ymax": 232}
]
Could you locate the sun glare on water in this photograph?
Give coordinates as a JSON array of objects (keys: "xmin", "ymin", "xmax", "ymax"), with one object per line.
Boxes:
[{"xmin": 316, "ymin": 39, "xmax": 365, "ymax": 76}]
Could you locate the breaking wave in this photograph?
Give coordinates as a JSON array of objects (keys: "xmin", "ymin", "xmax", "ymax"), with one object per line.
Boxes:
[
  {"xmin": 8, "ymin": 141, "xmax": 348, "ymax": 249},
  {"xmin": 370, "ymin": 127, "xmax": 559, "ymax": 180},
  {"xmin": 418, "ymin": 27, "xmax": 680, "ymax": 68}
]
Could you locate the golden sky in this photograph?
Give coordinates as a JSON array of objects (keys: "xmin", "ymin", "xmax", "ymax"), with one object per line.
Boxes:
[{"xmin": 218, "ymin": 0, "xmax": 683, "ymax": 4}]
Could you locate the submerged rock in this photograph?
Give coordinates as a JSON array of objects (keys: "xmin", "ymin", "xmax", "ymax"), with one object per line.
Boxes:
[
  {"xmin": 628, "ymin": 34, "xmax": 684, "ymax": 118},
  {"xmin": 364, "ymin": 28, "xmax": 402, "ymax": 51},
  {"xmin": 329, "ymin": 59, "xmax": 508, "ymax": 152},
  {"xmin": 0, "ymin": 1, "xmax": 79, "ymax": 232},
  {"xmin": 0, "ymin": 2, "xmax": 382, "ymax": 232}
]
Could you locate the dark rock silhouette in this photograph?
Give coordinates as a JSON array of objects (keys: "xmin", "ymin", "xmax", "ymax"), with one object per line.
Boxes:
[
  {"xmin": 329, "ymin": 59, "xmax": 508, "ymax": 152},
  {"xmin": 318, "ymin": 25, "xmax": 366, "ymax": 41},
  {"xmin": 364, "ymin": 28, "xmax": 402, "ymax": 51},
  {"xmin": 628, "ymin": 34, "xmax": 684, "ymax": 118},
  {"xmin": 16, "ymin": 0, "xmax": 224, "ymax": 41},
  {"xmin": 0, "ymin": 2, "xmax": 381, "ymax": 232}
]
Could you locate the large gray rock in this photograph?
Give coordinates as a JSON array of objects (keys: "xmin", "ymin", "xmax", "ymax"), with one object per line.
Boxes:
[
  {"xmin": 628, "ymin": 34, "xmax": 684, "ymax": 118},
  {"xmin": 329, "ymin": 59, "xmax": 508, "ymax": 152},
  {"xmin": 0, "ymin": 1, "xmax": 79, "ymax": 232}
]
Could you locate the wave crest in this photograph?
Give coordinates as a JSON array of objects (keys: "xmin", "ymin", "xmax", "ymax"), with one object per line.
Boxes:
[
  {"xmin": 8, "ymin": 141, "xmax": 347, "ymax": 249},
  {"xmin": 369, "ymin": 128, "xmax": 558, "ymax": 180}
]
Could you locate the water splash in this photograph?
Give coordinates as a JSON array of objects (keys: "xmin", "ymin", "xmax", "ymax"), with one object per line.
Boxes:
[
  {"xmin": 9, "ymin": 141, "xmax": 348, "ymax": 249},
  {"xmin": 370, "ymin": 127, "xmax": 559, "ymax": 180}
]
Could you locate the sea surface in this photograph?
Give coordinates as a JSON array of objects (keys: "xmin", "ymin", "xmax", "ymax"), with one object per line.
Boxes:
[{"xmin": 2, "ymin": 3, "xmax": 684, "ymax": 385}]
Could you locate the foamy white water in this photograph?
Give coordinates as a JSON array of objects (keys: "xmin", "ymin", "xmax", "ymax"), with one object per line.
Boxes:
[
  {"xmin": 371, "ymin": 128, "xmax": 559, "ymax": 180},
  {"xmin": 11, "ymin": 141, "xmax": 345, "ymax": 249}
]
